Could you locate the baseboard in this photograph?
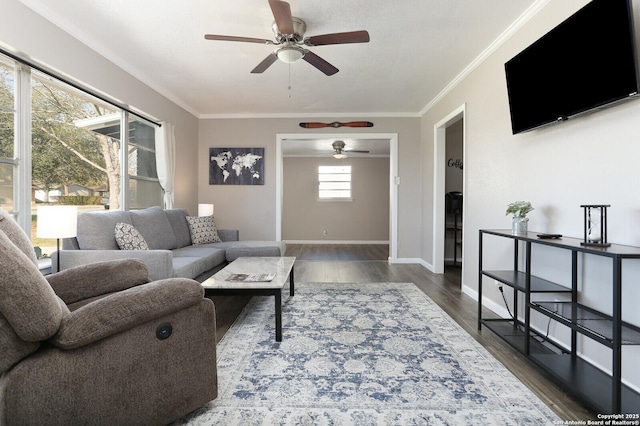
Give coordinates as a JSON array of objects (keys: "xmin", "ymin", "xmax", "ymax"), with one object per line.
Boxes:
[
  {"xmin": 284, "ymin": 240, "xmax": 390, "ymax": 245},
  {"xmin": 462, "ymin": 285, "xmax": 511, "ymax": 319}
]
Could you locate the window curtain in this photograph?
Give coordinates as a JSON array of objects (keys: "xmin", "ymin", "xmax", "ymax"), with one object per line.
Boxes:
[{"xmin": 155, "ymin": 122, "xmax": 176, "ymax": 209}]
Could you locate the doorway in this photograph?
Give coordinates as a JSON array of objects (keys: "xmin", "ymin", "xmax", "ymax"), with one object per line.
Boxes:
[
  {"xmin": 433, "ymin": 104, "xmax": 466, "ymax": 282},
  {"xmin": 444, "ymin": 120, "xmax": 463, "ymax": 267},
  {"xmin": 275, "ymin": 133, "xmax": 399, "ymax": 262}
]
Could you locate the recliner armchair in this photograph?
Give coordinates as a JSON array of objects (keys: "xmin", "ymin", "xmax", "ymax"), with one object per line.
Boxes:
[{"xmin": 0, "ymin": 209, "xmax": 217, "ymax": 425}]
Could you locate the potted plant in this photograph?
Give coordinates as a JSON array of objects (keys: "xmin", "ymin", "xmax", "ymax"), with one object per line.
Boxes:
[{"xmin": 506, "ymin": 201, "xmax": 534, "ymax": 234}]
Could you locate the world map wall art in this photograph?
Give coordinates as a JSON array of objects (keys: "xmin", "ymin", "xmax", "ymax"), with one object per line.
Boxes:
[{"xmin": 209, "ymin": 147, "xmax": 265, "ymax": 185}]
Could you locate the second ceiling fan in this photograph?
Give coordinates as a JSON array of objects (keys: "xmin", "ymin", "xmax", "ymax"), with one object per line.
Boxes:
[
  {"xmin": 204, "ymin": 0, "xmax": 370, "ymax": 76},
  {"xmin": 331, "ymin": 140, "xmax": 369, "ymax": 159}
]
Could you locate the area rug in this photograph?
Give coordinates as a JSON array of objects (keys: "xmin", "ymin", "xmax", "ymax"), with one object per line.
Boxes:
[{"xmin": 176, "ymin": 282, "xmax": 559, "ymax": 425}]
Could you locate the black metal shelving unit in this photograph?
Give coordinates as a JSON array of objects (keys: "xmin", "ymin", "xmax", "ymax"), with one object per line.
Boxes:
[{"xmin": 478, "ymin": 229, "xmax": 640, "ymax": 414}]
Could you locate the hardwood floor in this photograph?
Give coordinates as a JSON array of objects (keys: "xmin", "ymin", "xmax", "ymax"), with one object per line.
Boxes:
[{"xmin": 214, "ymin": 244, "xmax": 597, "ymax": 422}]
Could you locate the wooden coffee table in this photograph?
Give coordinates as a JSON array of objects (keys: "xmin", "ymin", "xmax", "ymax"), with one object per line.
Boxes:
[{"xmin": 201, "ymin": 257, "xmax": 295, "ymax": 341}]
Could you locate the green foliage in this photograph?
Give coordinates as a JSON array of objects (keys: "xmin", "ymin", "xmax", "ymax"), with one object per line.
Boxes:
[
  {"xmin": 56, "ymin": 195, "xmax": 102, "ymax": 205},
  {"xmin": 506, "ymin": 201, "xmax": 534, "ymax": 218}
]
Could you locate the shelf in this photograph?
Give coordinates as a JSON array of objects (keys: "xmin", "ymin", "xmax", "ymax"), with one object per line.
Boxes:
[
  {"xmin": 479, "ymin": 229, "xmax": 640, "ymax": 413},
  {"xmin": 531, "ymin": 302, "xmax": 640, "ymax": 346},
  {"xmin": 481, "ymin": 229, "xmax": 640, "ymax": 258},
  {"xmin": 481, "ymin": 318, "xmax": 559, "ymax": 355},
  {"xmin": 482, "ymin": 270, "xmax": 572, "ymax": 293},
  {"xmin": 530, "ymin": 353, "xmax": 640, "ymax": 414}
]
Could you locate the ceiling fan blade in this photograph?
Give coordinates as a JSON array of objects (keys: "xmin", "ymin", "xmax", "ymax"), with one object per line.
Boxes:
[
  {"xmin": 299, "ymin": 121, "xmax": 374, "ymax": 128},
  {"xmin": 268, "ymin": 0, "xmax": 294, "ymax": 34},
  {"xmin": 302, "ymin": 51, "xmax": 339, "ymax": 76},
  {"xmin": 251, "ymin": 53, "xmax": 279, "ymax": 73},
  {"xmin": 305, "ymin": 30, "xmax": 370, "ymax": 46},
  {"xmin": 205, "ymin": 34, "xmax": 273, "ymax": 45},
  {"xmin": 346, "ymin": 150, "xmax": 370, "ymax": 153}
]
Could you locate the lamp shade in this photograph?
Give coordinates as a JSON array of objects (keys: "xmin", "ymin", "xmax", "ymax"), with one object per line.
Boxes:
[
  {"xmin": 36, "ymin": 205, "xmax": 78, "ymax": 239},
  {"xmin": 198, "ymin": 203, "xmax": 214, "ymax": 217}
]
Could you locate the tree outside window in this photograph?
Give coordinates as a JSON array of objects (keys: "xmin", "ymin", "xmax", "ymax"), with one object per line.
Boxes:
[{"xmin": 31, "ymin": 73, "xmax": 121, "ymax": 210}]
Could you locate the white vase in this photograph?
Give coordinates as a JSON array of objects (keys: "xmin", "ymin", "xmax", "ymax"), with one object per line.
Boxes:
[{"xmin": 512, "ymin": 217, "xmax": 529, "ymax": 235}]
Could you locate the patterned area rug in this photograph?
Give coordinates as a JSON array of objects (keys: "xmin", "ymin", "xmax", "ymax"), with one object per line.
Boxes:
[{"xmin": 176, "ymin": 282, "xmax": 559, "ymax": 425}]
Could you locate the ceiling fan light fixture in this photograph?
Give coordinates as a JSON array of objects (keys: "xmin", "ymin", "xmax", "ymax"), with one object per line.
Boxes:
[
  {"xmin": 276, "ymin": 46, "xmax": 304, "ymax": 63},
  {"xmin": 333, "ymin": 153, "xmax": 347, "ymax": 159}
]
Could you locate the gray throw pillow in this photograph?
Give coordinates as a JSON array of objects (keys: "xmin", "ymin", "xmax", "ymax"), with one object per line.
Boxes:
[
  {"xmin": 114, "ymin": 223, "xmax": 149, "ymax": 250},
  {"xmin": 185, "ymin": 216, "xmax": 221, "ymax": 245}
]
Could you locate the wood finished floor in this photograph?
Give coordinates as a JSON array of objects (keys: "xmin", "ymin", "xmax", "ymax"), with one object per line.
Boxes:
[{"xmin": 214, "ymin": 244, "xmax": 596, "ymax": 422}]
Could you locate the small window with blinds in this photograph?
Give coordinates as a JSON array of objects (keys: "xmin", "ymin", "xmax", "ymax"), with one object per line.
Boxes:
[{"xmin": 318, "ymin": 165, "xmax": 352, "ymax": 201}]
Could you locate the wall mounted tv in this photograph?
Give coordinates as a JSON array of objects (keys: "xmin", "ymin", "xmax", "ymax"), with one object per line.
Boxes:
[{"xmin": 505, "ymin": 0, "xmax": 640, "ymax": 134}]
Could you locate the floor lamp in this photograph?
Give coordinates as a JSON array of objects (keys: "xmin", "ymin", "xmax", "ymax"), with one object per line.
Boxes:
[{"xmin": 37, "ymin": 205, "xmax": 78, "ymax": 272}]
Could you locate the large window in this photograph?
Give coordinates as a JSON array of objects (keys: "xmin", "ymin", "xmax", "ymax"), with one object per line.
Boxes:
[
  {"xmin": 0, "ymin": 57, "xmax": 15, "ymax": 216},
  {"xmin": 32, "ymin": 72, "xmax": 122, "ymax": 210},
  {"xmin": 128, "ymin": 117, "xmax": 162, "ymax": 209},
  {"xmin": 318, "ymin": 165, "xmax": 352, "ymax": 200},
  {"xmin": 0, "ymin": 52, "xmax": 162, "ymax": 257}
]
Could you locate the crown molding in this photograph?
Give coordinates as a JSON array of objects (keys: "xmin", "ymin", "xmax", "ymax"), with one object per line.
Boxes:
[{"xmin": 419, "ymin": 0, "xmax": 551, "ymax": 116}]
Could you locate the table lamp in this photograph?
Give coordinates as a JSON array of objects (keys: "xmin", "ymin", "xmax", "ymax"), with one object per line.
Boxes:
[
  {"xmin": 198, "ymin": 203, "xmax": 214, "ymax": 217},
  {"xmin": 37, "ymin": 205, "xmax": 78, "ymax": 272}
]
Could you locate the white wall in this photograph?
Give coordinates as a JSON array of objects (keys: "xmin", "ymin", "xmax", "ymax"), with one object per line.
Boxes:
[
  {"xmin": 282, "ymin": 157, "xmax": 390, "ymax": 242},
  {"xmin": 421, "ymin": 0, "xmax": 640, "ymax": 390},
  {"xmin": 198, "ymin": 117, "xmax": 421, "ymax": 258},
  {"xmin": 0, "ymin": 0, "xmax": 200, "ymax": 212}
]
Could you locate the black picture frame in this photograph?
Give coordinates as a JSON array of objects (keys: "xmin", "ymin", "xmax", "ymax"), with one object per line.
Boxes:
[{"xmin": 209, "ymin": 147, "xmax": 265, "ymax": 185}]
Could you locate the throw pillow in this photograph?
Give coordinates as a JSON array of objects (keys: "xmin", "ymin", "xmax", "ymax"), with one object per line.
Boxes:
[
  {"xmin": 114, "ymin": 223, "xmax": 149, "ymax": 250},
  {"xmin": 185, "ymin": 215, "xmax": 221, "ymax": 245}
]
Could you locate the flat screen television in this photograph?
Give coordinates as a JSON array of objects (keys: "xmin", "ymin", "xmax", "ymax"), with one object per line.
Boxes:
[{"xmin": 505, "ymin": 0, "xmax": 640, "ymax": 134}]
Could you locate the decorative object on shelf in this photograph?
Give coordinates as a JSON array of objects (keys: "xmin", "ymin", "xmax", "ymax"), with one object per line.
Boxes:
[
  {"xmin": 298, "ymin": 121, "xmax": 373, "ymax": 128},
  {"xmin": 580, "ymin": 204, "xmax": 611, "ymax": 247},
  {"xmin": 209, "ymin": 147, "xmax": 264, "ymax": 185},
  {"xmin": 506, "ymin": 201, "xmax": 534, "ymax": 235}
]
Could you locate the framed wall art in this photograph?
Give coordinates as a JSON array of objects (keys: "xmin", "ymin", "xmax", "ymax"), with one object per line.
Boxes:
[{"xmin": 209, "ymin": 147, "xmax": 265, "ymax": 185}]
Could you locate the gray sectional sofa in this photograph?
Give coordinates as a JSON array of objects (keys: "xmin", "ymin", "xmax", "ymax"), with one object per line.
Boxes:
[{"xmin": 56, "ymin": 206, "xmax": 286, "ymax": 282}]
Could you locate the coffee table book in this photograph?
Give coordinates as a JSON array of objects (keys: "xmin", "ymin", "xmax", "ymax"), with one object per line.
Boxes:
[{"xmin": 226, "ymin": 273, "xmax": 275, "ymax": 282}]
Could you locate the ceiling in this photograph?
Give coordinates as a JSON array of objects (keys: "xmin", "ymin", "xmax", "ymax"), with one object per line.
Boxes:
[{"xmin": 18, "ymin": 0, "xmax": 539, "ymax": 119}]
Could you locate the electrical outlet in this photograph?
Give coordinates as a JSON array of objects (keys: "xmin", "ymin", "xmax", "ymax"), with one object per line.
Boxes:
[
  {"xmin": 322, "ymin": 229, "xmax": 327, "ymax": 236},
  {"xmin": 495, "ymin": 280, "xmax": 503, "ymax": 289}
]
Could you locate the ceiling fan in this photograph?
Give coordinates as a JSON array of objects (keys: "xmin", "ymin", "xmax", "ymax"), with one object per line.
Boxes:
[
  {"xmin": 204, "ymin": 0, "xmax": 370, "ymax": 76},
  {"xmin": 331, "ymin": 140, "xmax": 369, "ymax": 159}
]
